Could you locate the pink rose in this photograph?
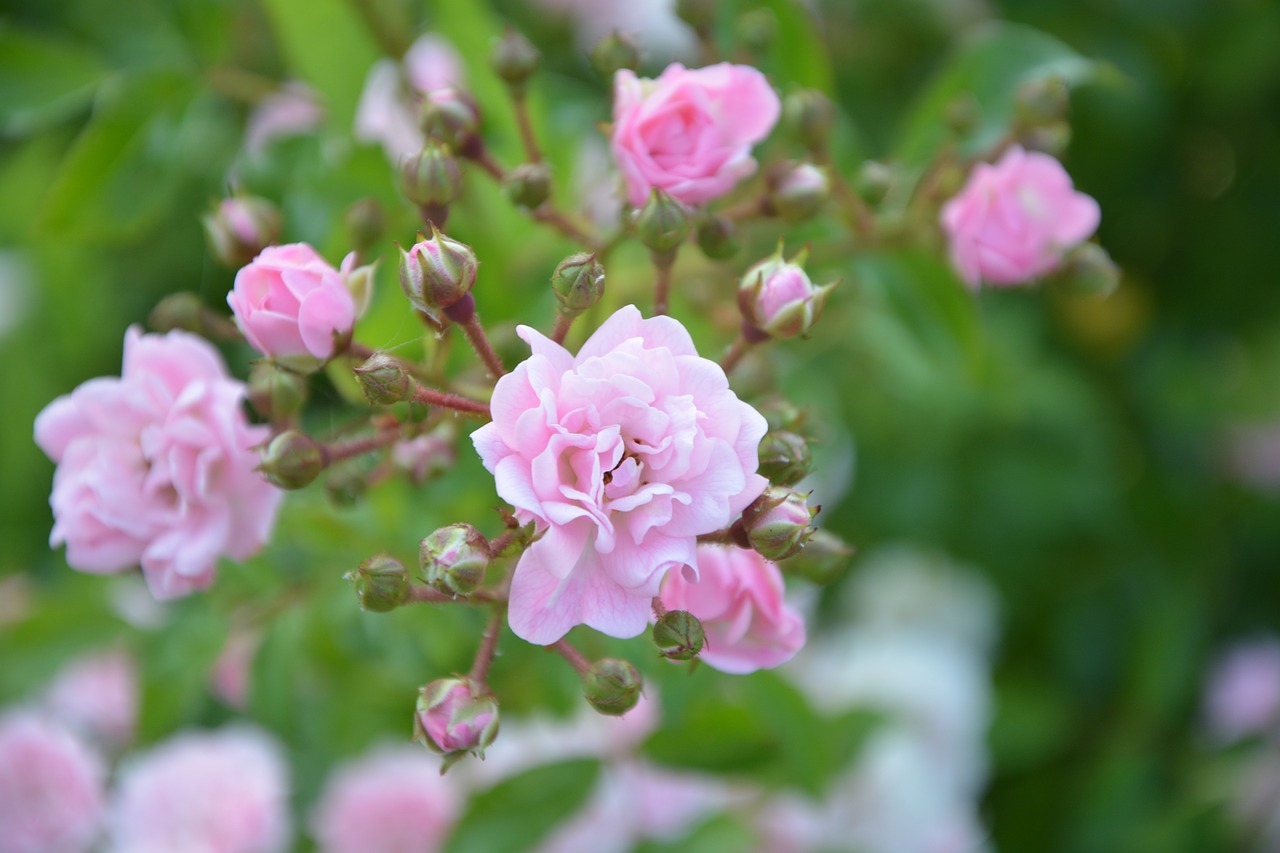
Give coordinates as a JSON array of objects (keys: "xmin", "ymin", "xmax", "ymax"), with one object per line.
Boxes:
[
  {"xmin": 108, "ymin": 727, "xmax": 291, "ymax": 853},
  {"xmin": 244, "ymin": 82, "xmax": 323, "ymax": 158},
  {"xmin": 228, "ymin": 243, "xmax": 356, "ymax": 363},
  {"xmin": 940, "ymin": 145, "xmax": 1100, "ymax": 288},
  {"xmin": 310, "ymin": 747, "xmax": 459, "ymax": 853},
  {"xmin": 612, "ymin": 63, "xmax": 780, "ymax": 207},
  {"xmin": 472, "ymin": 305, "xmax": 768, "ymax": 644},
  {"xmin": 34, "ymin": 327, "xmax": 282, "ymax": 600},
  {"xmin": 0, "ymin": 714, "xmax": 105, "ymax": 853},
  {"xmin": 45, "ymin": 649, "xmax": 137, "ymax": 750},
  {"xmin": 1205, "ymin": 637, "xmax": 1280, "ymax": 742},
  {"xmin": 660, "ymin": 544, "xmax": 806, "ymax": 674}
]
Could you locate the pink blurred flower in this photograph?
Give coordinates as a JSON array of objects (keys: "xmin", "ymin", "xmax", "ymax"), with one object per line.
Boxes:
[
  {"xmin": 661, "ymin": 544, "xmax": 806, "ymax": 674},
  {"xmin": 228, "ymin": 243, "xmax": 356, "ymax": 364},
  {"xmin": 45, "ymin": 649, "xmax": 137, "ymax": 750},
  {"xmin": 310, "ymin": 747, "xmax": 460, "ymax": 853},
  {"xmin": 1206, "ymin": 637, "xmax": 1280, "ymax": 742},
  {"xmin": 612, "ymin": 63, "xmax": 780, "ymax": 207},
  {"xmin": 940, "ymin": 145, "xmax": 1100, "ymax": 288},
  {"xmin": 0, "ymin": 713, "xmax": 105, "ymax": 853},
  {"xmin": 1224, "ymin": 423, "xmax": 1280, "ymax": 491},
  {"xmin": 34, "ymin": 327, "xmax": 282, "ymax": 600},
  {"xmin": 108, "ymin": 727, "xmax": 291, "ymax": 853},
  {"xmin": 355, "ymin": 34, "xmax": 463, "ymax": 162},
  {"xmin": 210, "ymin": 629, "xmax": 261, "ymax": 711},
  {"xmin": 245, "ymin": 82, "xmax": 323, "ymax": 158},
  {"xmin": 471, "ymin": 305, "xmax": 768, "ymax": 644}
]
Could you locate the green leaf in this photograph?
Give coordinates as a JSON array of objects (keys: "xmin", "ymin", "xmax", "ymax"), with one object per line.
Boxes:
[
  {"xmin": 444, "ymin": 759, "xmax": 601, "ymax": 853},
  {"xmin": 0, "ymin": 25, "xmax": 111, "ymax": 136},
  {"xmin": 895, "ymin": 22, "xmax": 1113, "ymax": 168},
  {"xmin": 753, "ymin": 0, "xmax": 834, "ymax": 91},
  {"xmin": 633, "ymin": 813, "xmax": 759, "ymax": 853}
]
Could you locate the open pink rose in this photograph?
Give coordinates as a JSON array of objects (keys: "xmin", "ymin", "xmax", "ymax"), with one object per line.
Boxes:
[
  {"xmin": 310, "ymin": 747, "xmax": 459, "ymax": 853},
  {"xmin": 34, "ymin": 327, "xmax": 281, "ymax": 600},
  {"xmin": 0, "ymin": 713, "xmax": 105, "ymax": 853},
  {"xmin": 228, "ymin": 243, "xmax": 356, "ymax": 363},
  {"xmin": 472, "ymin": 305, "xmax": 768, "ymax": 644},
  {"xmin": 108, "ymin": 727, "xmax": 290, "ymax": 853},
  {"xmin": 940, "ymin": 145, "xmax": 1100, "ymax": 288},
  {"xmin": 660, "ymin": 544, "xmax": 806, "ymax": 674},
  {"xmin": 612, "ymin": 63, "xmax": 780, "ymax": 207}
]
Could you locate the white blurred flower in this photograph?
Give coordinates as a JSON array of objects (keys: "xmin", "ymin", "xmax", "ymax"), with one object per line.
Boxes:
[
  {"xmin": 355, "ymin": 34, "xmax": 463, "ymax": 162},
  {"xmin": 245, "ymin": 82, "xmax": 323, "ymax": 158},
  {"xmin": 1205, "ymin": 636, "xmax": 1280, "ymax": 743},
  {"xmin": 531, "ymin": 0, "xmax": 696, "ymax": 58}
]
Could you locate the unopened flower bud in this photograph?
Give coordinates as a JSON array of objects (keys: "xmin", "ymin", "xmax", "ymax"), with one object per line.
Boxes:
[
  {"xmin": 741, "ymin": 485, "xmax": 819, "ymax": 561},
  {"xmin": 354, "ymin": 353, "xmax": 414, "ymax": 406},
  {"xmin": 582, "ymin": 658, "xmax": 642, "ymax": 716},
  {"xmin": 735, "ymin": 8, "xmax": 777, "ymax": 52},
  {"xmin": 339, "ymin": 252, "xmax": 377, "ymax": 320},
  {"xmin": 782, "ymin": 89, "xmax": 835, "ymax": 152},
  {"xmin": 675, "ymin": 0, "xmax": 717, "ymax": 30},
  {"xmin": 504, "ymin": 162, "xmax": 552, "ymax": 209},
  {"xmin": 636, "ymin": 188, "xmax": 691, "ymax": 255},
  {"xmin": 345, "ymin": 553, "xmax": 409, "ymax": 612},
  {"xmin": 757, "ymin": 397, "xmax": 808, "ymax": 433},
  {"xmin": 203, "ymin": 196, "xmax": 281, "ymax": 268},
  {"xmin": 767, "ymin": 161, "xmax": 829, "ymax": 221},
  {"xmin": 414, "ymin": 677, "xmax": 499, "ymax": 764},
  {"xmin": 148, "ymin": 292, "xmax": 207, "ymax": 335},
  {"xmin": 696, "ymin": 214, "xmax": 738, "ymax": 260},
  {"xmin": 399, "ymin": 226, "xmax": 478, "ymax": 315},
  {"xmin": 258, "ymin": 430, "xmax": 324, "ymax": 489},
  {"xmin": 1049, "ymin": 242, "xmax": 1120, "ymax": 298},
  {"xmin": 944, "ymin": 93, "xmax": 981, "ymax": 137},
  {"xmin": 780, "ymin": 529, "xmax": 854, "ymax": 585},
  {"xmin": 343, "ymin": 198, "xmax": 384, "ymax": 258},
  {"xmin": 738, "ymin": 245, "xmax": 837, "ymax": 339},
  {"xmin": 421, "ymin": 88, "xmax": 481, "ymax": 150},
  {"xmin": 492, "ymin": 29, "xmax": 540, "ymax": 94},
  {"xmin": 854, "ymin": 160, "xmax": 895, "ymax": 205},
  {"xmin": 1015, "ymin": 76, "xmax": 1069, "ymax": 128},
  {"xmin": 419, "ymin": 523, "xmax": 490, "ymax": 597},
  {"xmin": 653, "ymin": 610, "xmax": 705, "ymax": 662},
  {"xmin": 401, "ymin": 142, "xmax": 463, "ymax": 209},
  {"xmin": 247, "ymin": 361, "xmax": 308, "ymax": 424},
  {"xmin": 551, "ymin": 253, "xmax": 605, "ymax": 318},
  {"xmin": 591, "ymin": 30, "xmax": 640, "ymax": 78},
  {"xmin": 757, "ymin": 429, "xmax": 812, "ymax": 486}
]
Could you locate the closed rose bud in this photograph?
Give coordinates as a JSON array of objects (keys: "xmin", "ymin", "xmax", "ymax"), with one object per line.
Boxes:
[
  {"xmin": 491, "ymin": 29, "xmax": 539, "ymax": 93},
  {"xmin": 757, "ymin": 429, "xmax": 812, "ymax": 486},
  {"xmin": 756, "ymin": 397, "xmax": 808, "ymax": 433},
  {"xmin": 414, "ymin": 678, "xmax": 499, "ymax": 763},
  {"xmin": 148, "ymin": 292, "xmax": 207, "ymax": 335},
  {"xmin": 339, "ymin": 252, "xmax": 377, "ymax": 320},
  {"xmin": 345, "ymin": 554, "xmax": 410, "ymax": 612},
  {"xmin": 419, "ymin": 523, "xmax": 489, "ymax": 597},
  {"xmin": 203, "ymin": 196, "xmax": 281, "ymax": 268},
  {"xmin": 343, "ymin": 198, "xmax": 384, "ymax": 258},
  {"xmin": 854, "ymin": 160, "xmax": 895, "ymax": 205},
  {"xmin": 258, "ymin": 430, "xmax": 325, "ymax": 489},
  {"xmin": 401, "ymin": 142, "xmax": 462, "ymax": 209},
  {"xmin": 782, "ymin": 89, "xmax": 835, "ymax": 152},
  {"xmin": 582, "ymin": 658, "xmax": 642, "ymax": 716},
  {"xmin": 1048, "ymin": 242, "xmax": 1120, "ymax": 298},
  {"xmin": 551, "ymin": 253, "xmax": 605, "ymax": 318},
  {"xmin": 504, "ymin": 162, "xmax": 552, "ymax": 210},
  {"xmin": 768, "ymin": 161, "xmax": 829, "ymax": 221},
  {"xmin": 696, "ymin": 214, "xmax": 739, "ymax": 260},
  {"xmin": 738, "ymin": 246, "xmax": 837, "ymax": 339},
  {"xmin": 652, "ymin": 610, "xmax": 705, "ymax": 662},
  {"xmin": 398, "ymin": 226, "xmax": 478, "ymax": 316},
  {"xmin": 779, "ymin": 529, "xmax": 854, "ymax": 585},
  {"xmin": 354, "ymin": 353, "xmax": 414, "ymax": 406},
  {"xmin": 420, "ymin": 87, "xmax": 481, "ymax": 150},
  {"xmin": 591, "ymin": 30, "xmax": 639, "ymax": 78},
  {"xmin": 247, "ymin": 361, "xmax": 308, "ymax": 424},
  {"xmin": 741, "ymin": 485, "xmax": 819, "ymax": 561},
  {"xmin": 636, "ymin": 188, "xmax": 691, "ymax": 255}
]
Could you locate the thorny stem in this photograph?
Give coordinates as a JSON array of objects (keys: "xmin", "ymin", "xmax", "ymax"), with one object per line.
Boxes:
[
  {"xmin": 512, "ymin": 94, "xmax": 543, "ymax": 164},
  {"xmin": 409, "ymin": 585, "xmax": 502, "ymax": 604},
  {"xmin": 468, "ymin": 606, "xmax": 506, "ymax": 683},
  {"xmin": 488, "ymin": 530, "xmax": 521, "ymax": 557},
  {"xmin": 651, "ymin": 596, "xmax": 667, "ymax": 620},
  {"xmin": 413, "ymin": 385, "xmax": 491, "ymax": 419},
  {"xmin": 551, "ymin": 639, "xmax": 592, "ymax": 675},
  {"xmin": 652, "ymin": 249, "xmax": 676, "ymax": 316},
  {"xmin": 457, "ymin": 313, "xmax": 508, "ymax": 378},
  {"xmin": 321, "ymin": 429, "xmax": 402, "ymax": 465},
  {"xmin": 551, "ymin": 314, "xmax": 574, "ymax": 345}
]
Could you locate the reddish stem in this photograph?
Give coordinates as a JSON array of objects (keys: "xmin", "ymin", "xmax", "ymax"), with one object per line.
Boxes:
[
  {"xmin": 551, "ymin": 639, "xmax": 591, "ymax": 675},
  {"xmin": 468, "ymin": 607, "xmax": 506, "ymax": 683},
  {"xmin": 719, "ymin": 334, "xmax": 752, "ymax": 375},
  {"xmin": 551, "ymin": 314, "xmax": 574, "ymax": 345},
  {"xmin": 413, "ymin": 385, "xmax": 491, "ymax": 419},
  {"xmin": 513, "ymin": 94, "xmax": 543, "ymax": 164}
]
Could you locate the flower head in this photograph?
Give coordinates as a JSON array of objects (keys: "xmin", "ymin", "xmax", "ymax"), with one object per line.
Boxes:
[
  {"xmin": 940, "ymin": 145, "xmax": 1100, "ymax": 288},
  {"xmin": 472, "ymin": 305, "xmax": 768, "ymax": 644},
  {"xmin": 0, "ymin": 713, "xmax": 105, "ymax": 853},
  {"xmin": 33, "ymin": 327, "xmax": 282, "ymax": 600},
  {"xmin": 45, "ymin": 649, "xmax": 137, "ymax": 750},
  {"xmin": 612, "ymin": 62, "xmax": 780, "ymax": 207}
]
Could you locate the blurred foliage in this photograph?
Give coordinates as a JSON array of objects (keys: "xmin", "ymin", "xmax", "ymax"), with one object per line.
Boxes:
[{"xmin": 1, "ymin": 0, "xmax": 1278, "ymax": 851}]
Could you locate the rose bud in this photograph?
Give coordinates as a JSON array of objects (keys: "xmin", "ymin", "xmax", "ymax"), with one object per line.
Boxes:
[
  {"xmin": 343, "ymin": 198, "xmax": 384, "ymax": 259},
  {"xmin": 738, "ymin": 245, "xmax": 837, "ymax": 339},
  {"xmin": 345, "ymin": 554, "xmax": 410, "ymax": 612},
  {"xmin": 652, "ymin": 610, "xmax": 705, "ymax": 662},
  {"xmin": 420, "ymin": 87, "xmax": 481, "ymax": 150},
  {"xmin": 582, "ymin": 658, "xmax": 642, "ymax": 716},
  {"xmin": 854, "ymin": 160, "xmax": 895, "ymax": 205},
  {"xmin": 741, "ymin": 485, "xmax": 819, "ymax": 561},
  {"xmin": 756, "ymin": 397, "xmax": 808, "ymax": 433},
  {"xmin": 767, "ymin": 161, "xmax": 829, "ymax": 221},
  {"xmin": 339, "ymin": 252, "xmax": 377, "ymax": 320},
  {"xmin": 782, "ymin": 88, "xmax": 835, "ymax": 152},
  {"xmin": 247, "ymin": 361, "xmax": 308, "ymax": 425},
  {"xmin": 1047, "ymin": 242, "xmax": 1121, "ymax": 298},
  {"xmin": 591, "ymin": 30, "xmax": 640, "ymax": 78},
  {"xmin": 258, "ymin": 430, "xmax": 325, "ymax": 490},
  {"xmin": 550, "ymin": 252, "xmax": 605, "ymax": 319},
  {"xmin": 419, "ymin": 523, "xmax": 490, "ymax": 597},
  {"xmin": 504, "ymin": 162, "xmax": 552, "ymax": 210},
  {"xmin": 398, "ymin": 225, "xmax": 478, "ymax": 318},
  {"xmin": 414, "ymin": 678, "xmax": 499, "ymax": 766},
  {"xmin": 696, "ymin": 214, "xmax": 739, "ymax": 260},
  {"xmin": 401, "ymin": 141, "xmax": 462, "ymax": 209},
  {"xmin": 354, "ymin": 353, "xmax": 414, "ymax": 406},
  {"xmin": 202, "ymin": 195, "xmax": 281, "ymax": 268},
  {"xmin": 756, "ymin": 429, "xmax": 812, "ymax": 486},
  {"xmin": 491, "ymin": 28, "xmax": 539, "ymax": 94},
  {"xmin": 636, "ymin": 188, "xmax": 691, "ymax": 255}
]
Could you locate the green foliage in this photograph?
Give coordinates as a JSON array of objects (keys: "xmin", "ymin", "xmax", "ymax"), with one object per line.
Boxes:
[{"xmin": 444, "ymin": 760, "xmax": 601, "ymax": 853}]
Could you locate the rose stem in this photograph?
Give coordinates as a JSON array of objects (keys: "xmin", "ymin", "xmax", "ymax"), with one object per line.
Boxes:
[
  {"xmin": 468, "ymin": 607, "xmax": 506, "ymax": 683},
  {"xmin": 719, "ymin": 334, "xmax": 753, "ymax": 375},
  {"xmin": 551, "ymin": 639, "xmax": 592, "ymax": 675},
  {"xmin": 651, "ymin": 249, "xmax": 677, "ymax": 316},
  {"xmin": 512, "ymin": 94, "xmax": 543, "ymax": 164},
  {"xmin": 413, "ymin": 385, "xmax": 491, "ymax": 419},
  {"xmin": 443, "ymin": 295, "xmax": 508, "ymax": 379},
  {"xmin": 551, "ymin": 314, "xmax": 574, "ymax": 345}
]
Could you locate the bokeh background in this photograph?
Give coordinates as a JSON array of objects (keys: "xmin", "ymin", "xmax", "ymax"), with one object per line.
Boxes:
[{"xmin": 2, "ymin": 0, "xmax": 1279, "ymax": 850}]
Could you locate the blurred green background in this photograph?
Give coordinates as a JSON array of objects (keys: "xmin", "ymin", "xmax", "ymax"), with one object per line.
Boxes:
[{"xmin": 2, "ymin": 0, "xmax": 1279, "ymax": 850}]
